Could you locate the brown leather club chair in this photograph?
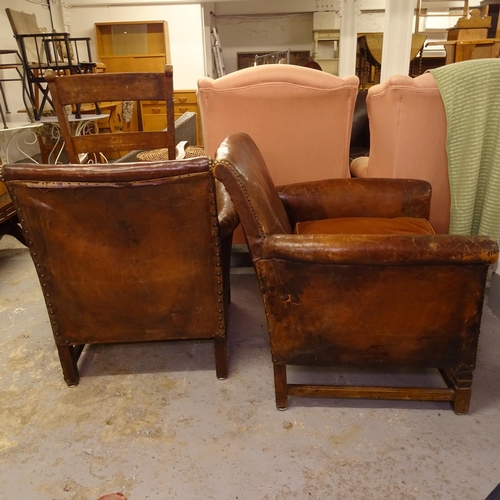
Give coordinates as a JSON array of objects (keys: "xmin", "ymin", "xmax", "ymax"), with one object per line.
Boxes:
[
  {"xmin": 2, "ymin": 157, "xmax": 239, "ymax": 385},
  {"xmin": 213, "ymin": 132, "xmax": 498, "ymax": 415}
]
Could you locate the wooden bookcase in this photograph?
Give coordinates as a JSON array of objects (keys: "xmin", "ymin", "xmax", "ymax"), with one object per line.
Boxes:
[
  {"xmin": 95, "ymin": 21, "xmax": 172, "ymax": 135},
  {"xmin": 94, "ymin": 21, "xmax": 200, "ymax": 143},
  {"xmin": 313, "ymin": 29, "xmax": 340, "ymax": 76},
  {"xmin": 95, "ymin": 21, "xmax": 171, "ymax": 73}
]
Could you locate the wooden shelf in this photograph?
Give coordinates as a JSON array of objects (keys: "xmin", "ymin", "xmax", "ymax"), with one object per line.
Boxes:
[
  {"xmin": 95, "ymin": 21, "xmax": 172, "ymax": 132},
  {"xmin": 95, "ymin": 21, "xmax": 171, "ymax": 73},
  {"xmin": 313, "ymin": 29, "xmax": 340, "ymax": 76}
]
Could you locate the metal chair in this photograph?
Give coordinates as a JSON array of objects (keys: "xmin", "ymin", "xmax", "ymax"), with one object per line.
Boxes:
[{"xmin": 6, "ymin": 8, "xmax": 97, "ymax": 120}]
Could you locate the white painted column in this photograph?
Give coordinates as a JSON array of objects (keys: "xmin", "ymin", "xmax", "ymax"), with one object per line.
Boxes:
[
  {"xmin": 201, "ymin": 3, "xmax": 215, "ymax": 77},
  {"xmin": 51, "ymin": 0, "xmax": 66, "ymax": 32},
  {"xmin": 338, "ymin": 0, "xmax": 359, "ymax": 77},
  {"xmin": 380, "ymin": 0, "xmax": 416, "ymax": 83}
]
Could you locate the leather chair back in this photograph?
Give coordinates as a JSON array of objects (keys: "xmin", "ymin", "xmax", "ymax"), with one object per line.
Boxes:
[
  {"xmin": 216, "ymin": 136, "xmax": 292, "ymax": 252},
  {"xmin": 3, "ymin": 157, "xmax": 238, "ymax": 384}
]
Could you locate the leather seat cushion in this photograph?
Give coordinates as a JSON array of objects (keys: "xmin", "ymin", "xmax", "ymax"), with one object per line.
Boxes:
[{"xmin": 295, "ymin": 217, "xmax": 435, "ymax": 235}]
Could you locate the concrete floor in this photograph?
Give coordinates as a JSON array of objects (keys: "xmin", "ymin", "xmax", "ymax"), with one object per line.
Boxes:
[{"xmin": 1, "ymin": 235, "xmax": 500, "ymax": 500}]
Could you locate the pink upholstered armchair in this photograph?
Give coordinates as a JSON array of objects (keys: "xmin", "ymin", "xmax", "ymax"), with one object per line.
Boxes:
[
  {"xmin": 350, "ymin": 73, "xmax": 450, "ymax": 234},
  {"xmin": 198, "ymin": 65, "xmax": 359, "ymax": 186}
]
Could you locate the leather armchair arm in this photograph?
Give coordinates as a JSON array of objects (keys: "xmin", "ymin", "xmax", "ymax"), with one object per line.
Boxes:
[
  {"xmin": 216, "ymin": 179, "xmax": 239, "ymax": 239},
  {"xmin": 277, "ymin": 178, "xmax": 431, "ymax": 226},
  {"xmin": 262, "ymin": 234, "xmax": 499, "ymax": 266}
]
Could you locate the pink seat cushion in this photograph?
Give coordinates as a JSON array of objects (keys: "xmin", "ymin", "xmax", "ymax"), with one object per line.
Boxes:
[{"xmin": 295, "ymin": 217, "xmax": 435, "ymax": 235}]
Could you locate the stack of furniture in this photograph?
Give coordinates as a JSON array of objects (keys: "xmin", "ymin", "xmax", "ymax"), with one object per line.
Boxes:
[
  {"xmin": 426, "ymin": 7, "xmax": 500, "ymax": 64},
  {"xmin": 6, "ymin": 8, "xmax": 97, "ymax": 121},
  {"xmin": 0, "ymin": 49, "xmax": 34, "ymax": 128}
]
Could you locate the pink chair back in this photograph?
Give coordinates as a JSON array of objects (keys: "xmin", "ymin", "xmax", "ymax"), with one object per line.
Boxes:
[
  {"xmin": 198, "ymin": 65, "xmax": 359, "ymax": 186},
  {"xmin": 359, "ymin": 73, "xmax": 450, "ymax": 233}
]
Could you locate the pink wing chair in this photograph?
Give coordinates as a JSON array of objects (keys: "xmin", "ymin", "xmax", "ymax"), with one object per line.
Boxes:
[
  {"xmin": 350, "ymin": 73, "xmax": 450, "ymax": 234},
  {"xmin": 198, "ymin": 65, "xmax": 359, "ymax": 186}
]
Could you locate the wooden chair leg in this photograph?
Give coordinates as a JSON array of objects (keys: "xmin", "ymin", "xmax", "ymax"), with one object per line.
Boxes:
[
  {"xmin": 440, "ymin": 369, "xmax": 473, "ymax": 415},
  {"xmin": 273, "ymin": 363, "xmax": 288, "ymax": 410},
  {"xmin": 1, "ymin": 217, "xmax": 27, "ymax": 246},
  {"xmin": 452, "ymin": 386, "xmax": 472, "ymax": 415},
  {"xmin": 56, "ymin": 344, "xmax": 80, "ymax": 387},
  {"xmin": 221, "ymin": 234, "xmax": 233, "ymax": 304},
  {"xmin": 214, "ymin": 336, "xmax": 228, "ymax": 380}
]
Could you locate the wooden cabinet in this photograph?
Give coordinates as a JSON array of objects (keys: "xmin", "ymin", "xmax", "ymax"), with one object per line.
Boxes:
[
  {"xmin": 140, "ymin": 90, "xmax": 201, "ymax": 145},
  {"xmin": 94, "ymin": 22, "xmax": 201, "ymax": 144},
  {"xmin": 174, "ymin": 91, "xmax": 202, "ymax": 145},
  {"xmin": 95, "ymin": 21, "xmax": 171, "ymax": 73},
  {"xmin": 95, "ymin": 21, "xmax": 173, "ymax": 133},
  {"xmin": 174, "ymin": 90, "xmax": 197, "ymax": 117},
  {"xmin": 140, "ymin": 100, "xmax": 168, "ymax": 132}
]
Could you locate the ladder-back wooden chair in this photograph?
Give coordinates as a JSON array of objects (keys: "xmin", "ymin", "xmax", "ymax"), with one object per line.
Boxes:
[{"xmin": 45, "ymin": 65, "xmax": 175, "ymax": 164}]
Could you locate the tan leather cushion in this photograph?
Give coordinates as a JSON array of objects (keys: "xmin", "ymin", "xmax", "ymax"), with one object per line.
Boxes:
[{"xmin": 295, "ymin": 217, "xmax": 435, "ymax": 235}]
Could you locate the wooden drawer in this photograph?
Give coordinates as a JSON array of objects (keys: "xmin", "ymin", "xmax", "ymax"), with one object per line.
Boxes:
[
  {"xmin": 174, "ymin": 90, "xmax": 202, "ymax": 146},
  {"xmin": 175, "ymin": 103, "xmax": 197, "ymax": 115},
  {"xmin": 141, "ymin": 100, "xmax": 165, "ymax": 115},
  {"xmin": 174, "ymin": 91, "xmax": 197, "ymax": 115},
  {"xmin": 174, "ymin": 91, "xmax": 197, "ymax": 105},
  {"xmin": 140, "ymin": 101, "xmax": 166, "ymax": 131},
  {"xmin": 142, "ymin": 113, "xmax": 167, "ymax": 131},
  {"xmin": 140, "ymin": 92, "xmax": 202, "ymax": 143}
]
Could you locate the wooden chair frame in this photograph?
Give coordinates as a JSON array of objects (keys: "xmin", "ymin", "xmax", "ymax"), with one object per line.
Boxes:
[{"xmin": 45, "ymin": 65, "xmax": 176, "ymax": 163}]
